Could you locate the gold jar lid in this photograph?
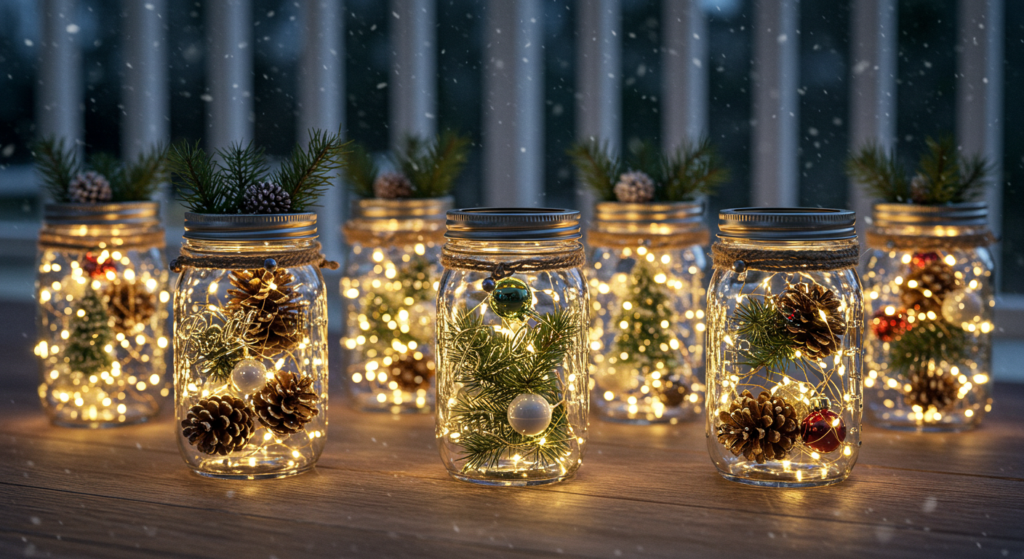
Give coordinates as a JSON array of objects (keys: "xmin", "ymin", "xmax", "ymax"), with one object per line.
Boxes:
[
  {"xmin": 718, "ymin": 207, "xmax": 857, "ymax": 242},
  {"xmin": 871, "ymin": 202, "xmax": 987, "ymax": 229},
  {"xmin": 44, "ymin": 201, "xmax": 161, "ymax": 227},
  {"xmin": 445, "ymin": 208, "xmax": 582, "ymax": 241}
]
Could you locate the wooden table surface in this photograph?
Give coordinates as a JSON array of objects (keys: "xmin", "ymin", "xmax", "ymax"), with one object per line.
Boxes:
[{"xmin": 1, "ymin": 302, "xmax": 1023, "ymax": 558}]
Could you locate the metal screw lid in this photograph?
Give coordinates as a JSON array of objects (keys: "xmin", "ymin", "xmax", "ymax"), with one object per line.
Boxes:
[
  {"xmin": 351, "ymin": 196, "xmax": 453, "ymax": 221},
  {"xmin": 717, "ymin": 207, "xmax": 857, "ymax": 241},
  {"xmin": 871, "ymin": 202, "xmax": 988, "ymax": 229},
  {"xmin": 445, "ymin": 208, "xmax": 582, "ymax": 241},
  {"xmin": 183, "ymin": 212, "xmax": 318, "ymax": 241},
  {"xmin": 44, "ymin": 201, "xmax": 161, "ymax": 227},
  {"xmin": 592, "ymin": 201, "xmax": 705, "ymax": 235}
]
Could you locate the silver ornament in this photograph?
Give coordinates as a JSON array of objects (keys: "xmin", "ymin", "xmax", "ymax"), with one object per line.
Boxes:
[
  {"xmin": 231, "ymin": 358, "xmax": 268, "ymax": 396},
  {"xmin": 507, "ymin": 393, "xmax": 553, "ymax": 436}
]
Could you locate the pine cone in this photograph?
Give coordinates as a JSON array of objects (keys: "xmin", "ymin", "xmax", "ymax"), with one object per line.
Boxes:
[
  {"xmin": 386, "ymin": 355, "xmax": 434, "ymax": 392},
  {"xmin": 910, "ymin": 173, "xmax": 930, "ymax": 204},
  {"xmin": 613, "ymin": 171, "xmax": 655, "ymax": 203},
  {"xmin": 242, "ymin": 181, "xmax": 292, "ymax": 214},
  {"xmin": 657, "ymin": 379, "xmax": 689, "ymax": 407},
  {"xmin": 373, "ymin": 172, "xmax": 413, "ymax": 199},
  {"xmin": 68, "ymin": 171, "xmax": 112, "ymax": 203},
  {"xmin": 716, "ymin": 390, "xmax": 800, "ymax": 463},
  {"xmin": 904, "ymin": 367, "xmax": 960, "ymax": 412},
  {"xmin": 901, "ymin": 259, "xmax": 958, "ymax": 314},
  {"xmin": 103, "ymin": 280, "xmax": 156, "ymax": 334},
  {"xmin": 226, "ymin": 268, "xmax": 305, "ymax": 356},
  {"xmin": 181, "ymin": 395, "xmax": 256, "ymax": 455},
  {"xmin": 254, "ymin": 370, "xmax": 320, "ymax": 436},
  {"xmin": 776, "ymin": 282, "xmax": 847, "ymax": 360}
]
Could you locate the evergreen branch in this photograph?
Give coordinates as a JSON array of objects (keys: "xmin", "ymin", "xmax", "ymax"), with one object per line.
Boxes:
[
  {"xmin": 567, "ymin": 139, "xmax": 622, "ymax": 201},
  {"xmin": 168, "ymin": 140, "xmax": 228, "ymax": 214},
  {"xmin": 626, "ymin": 138, "xmax": 664, "ymax": 181},
  {"xmin": 89, "ymin": 152, "xmax": 127, "ymax": 196},
  {"xmin": 889, "ymin": 320, "xmax": 970, "ymax": 377},
  {"xmin": 957, "ymin": 153, "xmax": 990, "ymax": 203},
  {"xmin": 216, "ymin": 141, "xmax": 268, "ymax": 211},
  {"xmin": 660, "ymin": 136, "xmax": 730, "ymax": 201},
  {"xmin": 611, "ymin": 263, "xmax": 678, "ymax": 371},
  {"xmin": 847, "ymin": 142, "xmax": 910, "ymax": 203},
  {"xmin": 116, "ymin": 143, "xmax": 169, "ymax": 202},
  {"xmin": 32, "ymin": 136, "xmax": 80, "ymax": 203},
  {"xmin": 918, "ymin": 135, "xmax": 959, "ymax": 203},
  {"xmin": 344, "ymin": 142, "xmax": 378, "ymax": 198},
  {"xmin": 273, "ymin": 128, "xmax": 348, "ymax": 211},
  {"xmin": 734, "ymin": 296, "xmax": 802, "ymax": 379},
  {"xmin": 396, "ymin": 130, "xmax": 471, "ymax": 198}
]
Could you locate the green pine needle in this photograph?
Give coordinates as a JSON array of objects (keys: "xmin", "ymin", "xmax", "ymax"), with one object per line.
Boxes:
[
  {"xmin": 660, "ymin": 136, "xmax": 730, "ymax": 200},
  {"xmin": 846, "ymin": 142, "xmax": 911, "ymax": 202},
  {"xmin": 611, "ymin": 263, "xmax": 678, "ymax": 372},
  {"xmin": 32, "ymin": 136, "xmax": 81, "ymax": 203},
  {"xmin": 889, "ymin": 320, "xmax": 970, "ymax": 377},
  {"xmin": 396, "ymin": 130, "xmax": 471, "ymax": 198},
  {"xmin": 116, "ymin": 144, "xmax": 169, "ymax": 202},
  {"xmin": 168, "ymin": 140, "xmax": 228, "ymax": 213},
  {"xmin": 65, "ymin": 287, "xmax": 114, "ymax": 375},
  {"xmin": 272, "ymin": 127, "xmax": 349, "ymax": 211},
  {"xmin": 218, "ymin": 141, "xmax": 268, "ymax": 211},
  {"xmin": 734, "ymin": 296, "xmax": 802, "ymax": 378},
  {"xmin": 567, "ymin": 138, "xmax": 622, "ymax": 201},
  {"xmin": 344, "ymin": 142, "xmax": 378, "ymax": 198}
]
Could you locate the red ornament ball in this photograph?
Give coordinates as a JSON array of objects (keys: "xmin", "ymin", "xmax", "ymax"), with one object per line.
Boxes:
[
  {"xmin": 910, "ymin": 251, "xmax": 941, "ymax": 269},
  {"xmin": 871, "ymin": 307, "xmax": 910, "ymax": 342},
  {"xmin": 82, "ymin": 252, "xmax": 117, "ymax": 279},
  {"xmin": 801, "ymin": 409, "xmax": 847, "ymax": 453}
]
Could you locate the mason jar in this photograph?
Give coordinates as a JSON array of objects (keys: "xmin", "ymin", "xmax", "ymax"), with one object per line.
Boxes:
[
  {"xmin": 706, "ymin": 208, "xmax": 863, "ymax": 487},
  {"xmin": 171, "ymin": 213, "xmax": 330, "ymax": 479},
  {"xmin": 862, "ymin": 203, "xmax": 995, "ymax": 432},
  {"xmin": 587, "ymin": 201, "xmax": 709, "ymax": 424},
  {"xmin": 340, "ymin": 196, "xmax": 451, "ymax": 413},
  {"xmin": 436, "ymin": 208, "xmax": 589, "ymax": 486},
  {"xmin": 35, "ymin": 201, "xmax": 169, "ymax": 428}
]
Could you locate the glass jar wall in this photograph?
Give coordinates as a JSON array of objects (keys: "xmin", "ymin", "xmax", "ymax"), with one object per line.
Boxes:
[
  {"xmin": 587, "ymin": 202, "xmax": 708, "ymax": 424},
  {"xmin": 706, "ymin": 209, "xmax": 863, "ymax": 487},
  {"xmin": 862, "ymin": 203, "xmax": 994, "ymax": 432},
  {"xmin": 172, "ymin": 213, "xmax": 328, "ymax": 479},
  {"xmin": 436, "ymin": 209, "xmax": 589, "ymax": 486},
  {"xmin": 35, "ymin": 202, "xmax": 169, "ymax": 428},
  {"xmin": 340, "ymin": 197, "xmax": 450, "ymax": 413}
]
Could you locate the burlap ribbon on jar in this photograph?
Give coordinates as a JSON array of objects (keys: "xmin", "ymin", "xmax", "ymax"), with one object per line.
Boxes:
[
  {"xmin": 711, "ymin": 242, "xmax": 860, "ymax": 273},
  {"xmin": 341, "ymin": 224, "xmax": 447, "ymax": 247},
  {"xmin": 37, "ymin": 230, "xmax": 166, "ymax": 253},
  {"xmin": 865, "ymin": 229, "xmax": 997, "ymax": 251},
  {"xmin": 441, "ymin": 244, "xmax": 586, "ymax": 277},
  {"xmin": 170, "ymin": 242, "xmax": 338, "ymax": 273},
  {"xmin": 586, "ymin": 228, "xmax": 710, "ymax": 251}
]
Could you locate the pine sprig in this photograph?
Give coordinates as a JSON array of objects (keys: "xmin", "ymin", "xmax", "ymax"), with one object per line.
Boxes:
[
  {"xmin": 116, "ymin": 144, "xmax": 169, "ymax": 202},
  {"xmin": 848, "ymin": 135, "xmax": 990, "ymax": 204},
  {"xmin": 734, "ymin": 296, "xmax": 802, "ymax": 378},
  {"xmin": 218, "ymin": 141, "xmax": 268, "ymax": 211},
  {"xmin": 344, "ymin": 143, "xmax": 378, "ymax": 198},
  {"xmin": 889, "ymin": 320, "xmax": 970, "ymax": 377},
  {"xmin": 611, "ymin": 263, "xmax": 678, "ymax": 371},
  {"xmin": 273, "ymin": 128, "xmax": 348, "ymax": 211},
  {"xmin": 443, "ymin": 303, "xmax": 579, "ymax": 473},
  {"xmin": 567, "ymin": 139, "xmax": 622, "ymax": 201},
  {"xmin": 32, "ymin": 136, "xmax": 81, "ymax": 203},
  {"xmin": 396, "ymin": 130, "xmax": 471, "ymax": 198},
  {"xmin": 661, "ymin": 136, "xmax": 730, "ymax": 200},
  {"xmin": 168, "ymin": 140, "xmax": 228, "ymax": 213}
]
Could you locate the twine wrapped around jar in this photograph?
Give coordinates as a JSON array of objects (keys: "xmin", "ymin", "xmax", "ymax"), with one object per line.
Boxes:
[{"xmin": 711, "ymin": 243, "xmax": 860, "ymax": 273}]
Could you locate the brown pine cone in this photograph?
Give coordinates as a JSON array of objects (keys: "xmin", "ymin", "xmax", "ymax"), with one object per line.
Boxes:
[
  {"xmin": 904, "ymin": 367, "xmax": 960, "ymax": 412},
  {"xmin": 103, "ymin": 280, "xmax": 156, "ymax": 334},
  {"xmin": 242, "ymin": 181, "xmax": 292, "ymax": 214},
  {"xmin": 254, "ymin": 370, "xmax": 321, "ymax": 436},
  {"xmin": 776, "ymin": 282, "xmax": 847, "ymax": 360},
  {"xmin": 181, "ymin": 395, "xmax": 255, "ymax": 455},
  {"xmin": 613, "ymin": 171, "xmax": 655, "ymax": 203},
  {"xmin": 226, "ymin": 268, "xmax": 305, "ymax": 357},
  {"xmin": 387, "ymin": 355, "xmax": 434, "ymax": 392},
  {"xmin": 68, "ymin": 171, "xmax": 112, "ymax": 203},
  {"xmin": 717, "ymin": 390, "xmax": 800, "ymax": 463},
  {"xmin": 901, "ymin": 259, "xmax": 958, "ymax": 314},
  {"xmin": 657, "ymin": 379, "xmax": 689, "ymax": 407},
  {"xmin": 373, "ymin": 172, "xmax": 414, "ymax": 199}
]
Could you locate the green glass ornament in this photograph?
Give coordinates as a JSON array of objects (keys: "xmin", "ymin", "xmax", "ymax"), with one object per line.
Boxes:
[{"xmin": 489, "ymin": 277, "xmax": 532, "ymax": 319}]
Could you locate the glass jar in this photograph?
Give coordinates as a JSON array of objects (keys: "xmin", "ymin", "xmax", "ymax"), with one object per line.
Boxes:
[
  {"xmin": 587, "ymin": 201, "xmax": 709, "ymax": 424},
  {"xmin": 706, "ymin": 208, "xmax": 863, "ymax": 487},
  {"xmin": 340, "ymin": 196, "xmax": 451, "ymax": 413},
  {"xmin": 436, "ymin": 208, "xmax": 589, "ymax": 486},
  {"xmin": 35, "ymin": 202, "xmax": 169, "ymax": 428},
  {"xmin": 862, "ymin": 203, "xmax": 994, "ymax": 431},
  {"xmin": 172, "ymin": 213, "xmax": 329, "ymax": 479}
]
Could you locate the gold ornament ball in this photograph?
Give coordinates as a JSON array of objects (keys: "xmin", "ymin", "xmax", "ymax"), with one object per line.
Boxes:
[
  {"xmin": 941, "ymin": 288, "xmax": 983, "ymax": 328},
  {"xmin": 231, "ymin": 358, "xmax": 268, "ymax": 396},
  {"xmin": 507, "ymin": 393, "xmax": 552, "ymax": 436}
]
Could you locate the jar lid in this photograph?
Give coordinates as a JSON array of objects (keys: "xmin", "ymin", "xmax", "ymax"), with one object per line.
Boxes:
[
  {"xmin": 445, "ymin": 208, "xmax": 582, "ymax": 241},
  {"xmin": 352, "ymin": 196, "xmax": 453, "ymax": 221},
  {"xmin": 44, "ymin": 201, "xmax": 161, "ymax": 226},
  {"xmin": 183, "ymin": 212, "xmax": 318, "ymax": 241},
  {"xmin": 717, "ymin": 207, "xmax": 857, "ymax": 241},
  {"xmin": 871, "ymin": 202, "xmax": 988, "ymax": 228},
  {"xmin": 592, "ymin": 201, "xmax": 704, "ymax": 234}
]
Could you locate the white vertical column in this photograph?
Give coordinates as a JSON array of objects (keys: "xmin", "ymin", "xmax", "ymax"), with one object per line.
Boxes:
[
  {"xmin": 206, "ymin": 0, "xmax": 253, "ymax": 149},
  {"xmin": 576, "ymin": 0, "xmax": 620, "ymax": 228},
  {"xmin": 390, "ymin": 0, "xmax": 436, "ymax": 147},
  {"xmin": 849, "ymin": 0, "xmax": 897, "ymax": 233},
  {"xmin": 957, "ymin": 0, "xmax": 1003, "ymax": 277},
  {"xmin": 663, "ymin": 0, "xmax": 707, "ymax": 150},
  {"xmin": 483, "ymin": 0, "xmax": 544, "ymax": 207},
  {"xmin": 38, "ymin": 0, "xmax": 82, "ymax": 152},
  {"xmin": 299, "ymin": 0, "xmax": 345, "ymax": 263},
  {"xmin": 122, "ymin": 0, "xmax": 168, "ymax": 158},
  {"xmin": 751, "ymin": 0, "xmax": 799, "ymax": 207}
]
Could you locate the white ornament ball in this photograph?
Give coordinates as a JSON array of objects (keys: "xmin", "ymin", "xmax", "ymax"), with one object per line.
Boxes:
[
  {"xmin": 231, "ymin": 358, "xmax": 268, "ymax": 395},
  {"xmin": 507, "ymin": 393, "xmax": 553, "ymax": 436},
  {"xmin": 941, "ymin": 289, "xmax": 984, "ymax": 328}
]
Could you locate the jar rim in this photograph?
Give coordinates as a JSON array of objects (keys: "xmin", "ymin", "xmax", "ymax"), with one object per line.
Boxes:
[
  {"xmin": 351, "ymin": 196, "xmax": 453, "ymax": 220},
  {"xmin": 871, "ymin": 202, "xmax": 988, "ymax": 228},
  {"xmin": 445, "ymin": 207, "xmax": 582, "ymax": 241},
  {"xmin": 718, "ymin": 207, "xmax": 857, "ymax": 241},
  {"xmin": 183, "ymin": 212, "xmax": 318, "ymax": 241},
  {"xmin": 44, "ymin": 201, "xmax": 161, "ymax": 226}
]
